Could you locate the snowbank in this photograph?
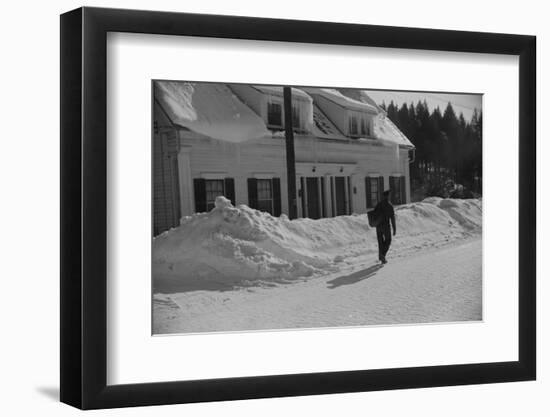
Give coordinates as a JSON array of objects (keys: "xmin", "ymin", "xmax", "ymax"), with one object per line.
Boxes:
[{"xmin": 153, "ymin": 196, "xmax": 481, "ymax": 288}]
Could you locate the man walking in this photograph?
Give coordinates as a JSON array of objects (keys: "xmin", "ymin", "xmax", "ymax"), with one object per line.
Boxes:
[{"xmin": 374, "ymin": 190, "xmax": 396, "ymax": 264}]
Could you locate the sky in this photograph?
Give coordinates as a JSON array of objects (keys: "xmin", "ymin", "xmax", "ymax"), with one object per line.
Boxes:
[{"xmin": 364, "ymin": 90, "xmax": 482, "ymax": 122}]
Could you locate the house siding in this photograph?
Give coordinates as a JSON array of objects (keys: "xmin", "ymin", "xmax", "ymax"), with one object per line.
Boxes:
[
  {"xmin": 153, "ymin": 129, "xmax": 181, "ymax": 235},
  {"xmin": 175, "ymin": 132, "xmax": 410, "ymax": 219}
]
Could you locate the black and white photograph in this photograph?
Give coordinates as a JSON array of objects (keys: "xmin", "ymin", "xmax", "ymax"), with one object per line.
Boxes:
[
  {"xmin": 152, "ymin": 81, "xmax": 483, "ymax": 334},
  {"xmin": 1, "ymin": 0, "xmax": 545, "ymax": 413}
]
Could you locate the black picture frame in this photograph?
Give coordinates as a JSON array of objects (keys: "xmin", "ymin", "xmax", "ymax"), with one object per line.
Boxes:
[{"xmin": 60, "ymin": 6, "xmax": 536, "ymax": 410}]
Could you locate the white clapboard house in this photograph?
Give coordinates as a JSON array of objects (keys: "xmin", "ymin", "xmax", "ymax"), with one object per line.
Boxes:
[{"xmin": 153, "ymin": 82, "xmax": 414, "ymax": 236}]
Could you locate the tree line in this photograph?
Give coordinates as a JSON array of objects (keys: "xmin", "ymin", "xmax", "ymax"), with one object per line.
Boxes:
[{"xmin": 381, "ymin": 100, "xmax": 482, "ymax": 200}]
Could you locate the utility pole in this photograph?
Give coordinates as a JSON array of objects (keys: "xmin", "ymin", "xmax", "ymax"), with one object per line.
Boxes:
[{"xmin": 283, "ymin": 86, "xmax": 297, "ymax": 219}]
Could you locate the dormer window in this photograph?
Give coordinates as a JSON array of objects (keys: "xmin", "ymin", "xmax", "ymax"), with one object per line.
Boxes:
[
  {"xmin": 348, "ymin": 112, "xmax": 371, "ymax": 138},
  {"xmin": 292, "ymin": 105, "xmax": 301, "ymax": 129},
  {"xmin": 267, "ymin": 101, "xmax": 283, "ymax": 128},
  {"xmin": 266, "ymin": 98, "xmax": 308, "ymax": 132},
  {"xmin": 361, "ymin": 118, "xmax": 371, "ymax": 136},
  {"xmin": 349, "ymin": 114, "xmax": 359, "ymax": 136}
]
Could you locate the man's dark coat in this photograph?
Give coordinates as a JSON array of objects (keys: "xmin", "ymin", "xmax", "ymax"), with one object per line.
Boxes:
[{"xmin": 374, "ymin": 199, "xmax": 396, "ymax": 260}]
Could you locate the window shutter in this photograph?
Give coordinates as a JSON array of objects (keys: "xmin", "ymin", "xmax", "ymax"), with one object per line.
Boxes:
[
  {"xmin": 193, "ymin": 178, "xmax": 207, "ymax": 213},
  {"xmin": 378, "ymin": 176, "xmax": 384, "ymax": 202},
  {"xmin": 224, "ymin": 178, "xmax": 235, "ymax": 205},
  {"xmin": 365, "ymin": 177, "xmax": 372, "ymax": 208},
  {"xmin": 347, "ymin": 176, "xmax": 352, "ymax": 214},
  {"xmin": 272, "ymin": 177, "xmax": 281, "ymax": 217},
  {"xmin": 400, "ymin": 176, "xmax": 406, "ymax": 204},
  {"xmin": 320, "ymin": 177, "xmax": 326, "ymax": 218},
  {"xmin": 300, "ymin": 177, "xmax": 306, "ymax": 217},
  {"xmin": 330, "ymin": 177, "xmax": 335, "ymax": 217},
  {"xmin": 247, "ymin": 178, "xmax": 258, "ymax": 209},
  {"xmin": 389, "ymin": 176, "xmax": 396, "ymax": 203}
]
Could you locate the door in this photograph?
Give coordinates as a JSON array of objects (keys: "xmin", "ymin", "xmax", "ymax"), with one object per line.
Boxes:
[
  {"xmin": 306, "ymin": 177, "xmax": 321, "ymax": 219},
  {"xmin": 334, "ymin": 176, "xmax": 347, "ymax": 216}
]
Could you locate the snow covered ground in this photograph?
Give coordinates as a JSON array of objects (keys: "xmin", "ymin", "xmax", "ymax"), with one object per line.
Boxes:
[{"xmin": 153, "ymin": 197, "xmax": 482, "ymax": 334}]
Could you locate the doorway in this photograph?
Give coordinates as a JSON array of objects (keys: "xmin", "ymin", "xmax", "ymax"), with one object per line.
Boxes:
[
  {"xmin": 331, "ymin": 176, "xmax": 351, "ymax": 216},
  {"xmin": 305, "ymin": 177, "xmax": 321, "ymax": 219}
]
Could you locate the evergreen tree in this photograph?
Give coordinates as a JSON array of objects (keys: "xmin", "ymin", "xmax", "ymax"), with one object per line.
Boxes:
[
  {"xmin": 380, "ymin": 98, "xmax": 481, "ymax": 199},
  {"xmin": 397, "ymin": 103, "xmax": 410, "ymax": 137},
  {"xmin": 386, "ymin": 101, "xmax": 398, "ymax": 122}
]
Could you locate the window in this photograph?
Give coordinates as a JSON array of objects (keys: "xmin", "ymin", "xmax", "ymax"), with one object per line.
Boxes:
[
  {"xmin": 205, "ymin": 179, "xmax": 224, "ymax": 211},
  {"xmin": 390, "ymin": 176, "xmax": 406, "ymax": 205},
  {"xmin": 360, "ymin": 117, "xmax": 371, "ymax": 136},
  {"xmin": 256, "ymin": 179, "xmax": 273, "ymax": 214},
  {"xmin": 349, "ymin": 114, "xmax": 358, "ymax": 136},
  {"xmin": 367, "ymin": 177, "xmax": 383, "ymax": 208},
  {"xmin": 194, "ymin": 178, "xmax": 235, "ymax": 212},
  {"xmin": 292, "ymin": 105, "xmax": 301, "ymax": 130},
  {"xmin": 350, "ymin": 113, "xmax": 371, "ymax": 137},
  {"xmin": 268, "ymin": 99, "xmax": 306, "ymax": 132},
  {"xmin": 267, "ymin": 101, "xmax": 283, "ymax": 128},
  {"xmin": 248, "ymin": 177, "xmax": 282, "ymax": 216}
]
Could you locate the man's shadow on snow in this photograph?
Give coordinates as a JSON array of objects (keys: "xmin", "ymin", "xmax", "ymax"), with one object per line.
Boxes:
[{"xmin": 326, "ymin": 264, "xmax": 384, "ymax": 289}]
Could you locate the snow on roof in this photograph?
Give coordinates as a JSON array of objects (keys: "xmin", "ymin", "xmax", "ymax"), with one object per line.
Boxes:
[
  {"xmin": 303, "ymin": 88, "xmax": 379, "ymax": 114},
  {"xmin": 373, "ymin": 113, "xmax": 414, "ymax": 148},
  {"xmin": 252, "ymin": 85, "xmax": 312, "ymax": 101},
  {"xmin": 154, "ymin": 81, "xmax": 270, "ymax": 143},
  {"xmin": 337, "ymin": 88, "xmax": 414, "ymax": 148},
  {"xmin": 155, "ymin": 81, "xmax": 412, "ymax": 147},
  {"xmin": 337, "ymin": 88, "xmax": 383, "ymax": 111},
  {"xmin": 311, "ymin": 104, "xmax": 347, "ymax": 140}
]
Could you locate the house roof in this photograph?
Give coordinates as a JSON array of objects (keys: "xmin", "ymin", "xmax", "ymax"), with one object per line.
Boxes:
[
  {"xmin": 311, "ymin": 104, "xmax": 347, "ymax": 140},
  {"xmin": 251, "ymin": 85, "xmax": 312, "ymax": 101},
  {"xmin": 154, "ymin": 81, "xmax": 270, "ymax": 143},
  {"xmin": 373, "ymin": 113, "xmax": 414, "ymax": 148},
  {"xmin": 337, "ymin": 88, "xmax": 383, "ymax": 111},
  {"xmin": 303, "ymin": 88, "xmax": 379, "ymax": 114},
  {"xmin": 337, "ymin": 88, "xmax": 414, "ymax": 148},
  {"xmin": 155, "ymin": 81, "xmax": 413, "ymax": 148}
]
